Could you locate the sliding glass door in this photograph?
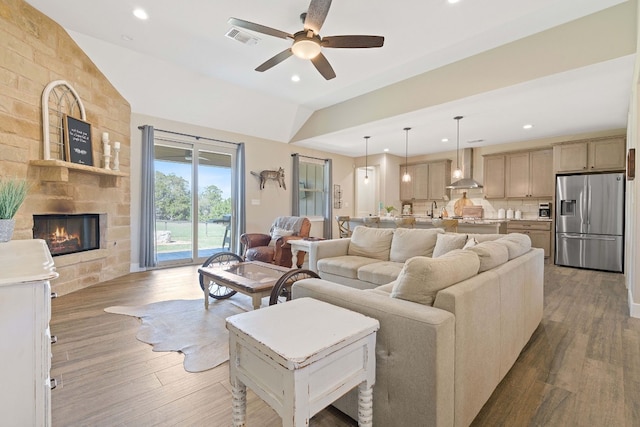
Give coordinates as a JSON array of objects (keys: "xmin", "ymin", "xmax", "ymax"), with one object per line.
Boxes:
[{"xmin": 154, "ymin": 140, "xmax": 234, "ymax": 265}]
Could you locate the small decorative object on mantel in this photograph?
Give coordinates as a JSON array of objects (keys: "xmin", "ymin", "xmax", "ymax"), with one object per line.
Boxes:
[
  {"xmin": 102, "ymin": 132, "xmax": 111, "ymax": 170},
  {"xmin": 251, "ymin": 167, "xmax": 286, "ymax": 190},
  {"xmin": 113, "ymin": 141, "xmax": 121, "ymax": 171},
  {"xmin": 0, "ymin": 177, "xmax": 29, "ymax": 242},
  {"xmin": 64, "ymin": 115, "xmax": 94, "ymax": 166}
]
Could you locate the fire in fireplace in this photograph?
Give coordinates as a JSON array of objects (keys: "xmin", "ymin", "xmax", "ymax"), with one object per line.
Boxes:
[{"xmin": 33, "ymin": 214, "xmax": 100, "ymax": 256}]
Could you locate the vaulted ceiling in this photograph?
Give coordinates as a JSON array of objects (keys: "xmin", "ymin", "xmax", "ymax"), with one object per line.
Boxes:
[{"xmin": 25, "ymin": 0, "xmax": 637, "ymax": 157}]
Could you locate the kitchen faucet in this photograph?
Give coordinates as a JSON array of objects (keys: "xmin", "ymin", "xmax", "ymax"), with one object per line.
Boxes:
[{"xmin": 430, "ymin": 201, "xmax": 438, "ymax": 218}]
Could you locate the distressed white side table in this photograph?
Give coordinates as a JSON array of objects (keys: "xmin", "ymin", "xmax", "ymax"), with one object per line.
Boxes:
[{"xmin": 226, "ymin": 297, "xmax": 379, "ymax": 427}]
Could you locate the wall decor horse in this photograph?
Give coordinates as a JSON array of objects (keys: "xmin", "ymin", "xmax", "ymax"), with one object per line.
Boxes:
[{"xmin": 251, "ymin": 167, "xmax": 286, "ymax": 190}]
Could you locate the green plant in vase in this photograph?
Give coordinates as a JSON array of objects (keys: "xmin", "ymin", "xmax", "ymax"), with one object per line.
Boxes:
[
  {"xmin": 0, "ymin": 177, "xmax": 29, "ymax": 242},
  {"xmin": 384, "ymin": 206, "xmax": 396, "ymax": 217}
]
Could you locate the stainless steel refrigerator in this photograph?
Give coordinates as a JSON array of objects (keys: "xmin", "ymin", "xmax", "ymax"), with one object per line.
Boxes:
[{"xmin": 555, "ymin": 172, "xmax": 624, "ymax": 273}]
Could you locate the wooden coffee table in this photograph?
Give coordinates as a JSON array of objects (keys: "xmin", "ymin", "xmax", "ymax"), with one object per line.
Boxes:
[{"xmin": 198, "ymin": 253, "xmax": 318, "ymax": 310}]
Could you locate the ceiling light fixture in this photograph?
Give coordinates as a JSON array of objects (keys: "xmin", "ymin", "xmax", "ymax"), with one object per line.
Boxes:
[
  {"xmin": 363, "ymin": 136, "xmax": 370, "ymax": 184},
  {"xmin": 523, "ymin": 124, "xmax": 533, "ymax": 129},
  {"xmin": 291, "ymin": 31, "xmax": 322, "ymax": 59},
  {"xmin": 402, "ymin": 127, "xmax": 412, "ymax": 183},
  {"xmin": 291, "ymin": 75, "xmax": 301, "ymax": 82},
  {"xmin": 133, "ymin": 8, "xmax": 148, "ymax": 20},
  {"xmin": 453, "ymin": 116, "xmax": 464, "ymax": 179}
]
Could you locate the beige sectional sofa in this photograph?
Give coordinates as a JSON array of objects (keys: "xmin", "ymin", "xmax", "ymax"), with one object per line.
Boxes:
[{"xmin": 293, "ymin": 225, "xmax": 544, "ymax": 427}]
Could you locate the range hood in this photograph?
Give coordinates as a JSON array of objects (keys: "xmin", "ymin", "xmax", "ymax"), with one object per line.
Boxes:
[{"xmin": 446, "ymin": 148, "xmax": 483, "ymax": 189}]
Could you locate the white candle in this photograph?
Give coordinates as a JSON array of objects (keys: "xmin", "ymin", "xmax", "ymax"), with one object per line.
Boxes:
[
  {"xmin": 104, "ymin": 144, "xmax": 111, "ymax": 156},
  {"xmin": 102, "ymin": 132, "xmax": 109, "ymax": 143},
  {"xmin": 114, "ymin": 141, "xmax": 120, "ymax": 150}
]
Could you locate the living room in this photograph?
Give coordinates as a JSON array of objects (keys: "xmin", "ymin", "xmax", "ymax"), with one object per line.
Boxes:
[{"xmin": 2, "ymin": 0, "xmax": 640, "ymax": 425}]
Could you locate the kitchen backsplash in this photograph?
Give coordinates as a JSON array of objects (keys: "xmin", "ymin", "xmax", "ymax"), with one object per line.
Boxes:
[{"xmin": 412, "ymin": 195, "xmax": 549, "ymax": 220}]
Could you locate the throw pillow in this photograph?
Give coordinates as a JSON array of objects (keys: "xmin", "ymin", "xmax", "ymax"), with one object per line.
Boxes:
[
  {"xmin": 462, "ymin": 236, "xmax": 478, "ymax": 249},
  {"xmin": 347, "ymin": 226, "xmax": 394, "ymax": 261},
  {"xmin": 432, "ymin": 233, "xmax": 468, "ymax": 258},
  {"xmin": 389, "ymin": 227, "xmax": 444, "ymax": 262},
  {"xmin": 269, "ymin": 227, "xmax": 294, "ymax": 247},
  {"xmin": 390, "ymin": 250, "xmax": 480, "ymax": 305},
  {"xmin": 467, "ymin": 240, "xmax": 509, "ymax": 272}
]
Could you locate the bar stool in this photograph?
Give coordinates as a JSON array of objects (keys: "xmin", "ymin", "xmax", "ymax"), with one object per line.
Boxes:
[
  {"xmin": 335, "ymin": 216, "xmax": 352, "ymax": 238},
  {"xmin": 395, "ymin": 217, "xmax": 416, "ymax": 228}
]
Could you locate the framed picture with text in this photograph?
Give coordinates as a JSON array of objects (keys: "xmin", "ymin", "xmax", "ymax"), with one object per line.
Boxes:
[{"xmin": 64, "ymin": 115, "xmax": 94, "ymax": 166}]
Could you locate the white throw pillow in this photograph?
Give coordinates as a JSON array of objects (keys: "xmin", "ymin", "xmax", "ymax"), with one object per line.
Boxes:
[
  {"xmin": 432, "ymin": 233, "xmax": 468, "ymax": 258},
  {"xmin": 390, "ymin": 250, "xmax": 480, "ymax": 305},
  {"xmin": 269, "ymin": 227, "xmax": 294, "ymax": 247},
  {"xmin": 462, "ymin": 236, "xmax": 478, "ymax": 249}
]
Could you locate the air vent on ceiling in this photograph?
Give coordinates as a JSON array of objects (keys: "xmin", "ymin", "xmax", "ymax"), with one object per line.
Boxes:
[
  {"xmin": 225, "ymin": 28, "xmax": 259, "ymax": 45},
  {"xmin": 466, "ymin": 139, "xmax": 484, "ymax": 144}
]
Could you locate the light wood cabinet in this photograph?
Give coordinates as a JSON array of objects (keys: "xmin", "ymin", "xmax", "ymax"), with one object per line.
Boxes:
[
  {"xmin": 400, "ymin": 160, "xmax": 451, "ymax": 201},
  {"xmin": 553, "ymin": 136, "xmax": 626, "ymax": 173},
  {"xmin": 505, "ymin": 149, "xmax": 553, "ymax": 198},
  {"xmin": 482, "ymin": 154, "xmax": 506, "ymax": 199},
  {"xmin": 0, "ymin": 240, "xmax": 58, "ymax": 426},
  {"xmin": 507, "ymin": 220, "xmax": 552, "ymax": 257}
]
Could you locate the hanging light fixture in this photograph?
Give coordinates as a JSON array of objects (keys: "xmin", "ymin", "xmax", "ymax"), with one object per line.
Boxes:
[
  {"xmin": 452, "ymin": 116, "xmax": 464, "ymax": 179},
  {"xmin": 363, "ymin": 136, "xmax": 370, "ymax": 184},
  {"xmin": 402, "ymin": 127, "xmax": 412, "ymax": 183}
]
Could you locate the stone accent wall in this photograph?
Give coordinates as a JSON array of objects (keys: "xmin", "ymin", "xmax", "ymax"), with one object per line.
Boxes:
[{"xmin": 0, "ymin": 0, "xmax": 131, "ymax": 295}]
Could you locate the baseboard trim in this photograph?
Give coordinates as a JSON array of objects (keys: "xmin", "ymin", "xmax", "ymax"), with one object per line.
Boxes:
[
  {"xmin": 629, "ymin": 288, "xmax": 640, "ymax": 318},
  {"xmin": 130, "ymin": 263, "xmax": 145, "ymax": 273}
]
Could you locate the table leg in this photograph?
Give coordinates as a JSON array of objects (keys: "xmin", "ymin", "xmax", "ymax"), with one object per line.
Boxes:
[
  {"xmin": 251, "ymin": 295, "xmax": 261, "ymax": 310},
  {"xmin": 357, "ymin": 382, "xmax": 374, "ymax": 427},
  {"xmin": 204, "ymin": 282, "xmax": 209, "ymax": 309},
  {"xmin": 231, "ymin": 378, "xmax": 247, "ymax": 427},
  {"xmin": 291, "ymin": 246, "xmax": 301, "ymax": 268}
]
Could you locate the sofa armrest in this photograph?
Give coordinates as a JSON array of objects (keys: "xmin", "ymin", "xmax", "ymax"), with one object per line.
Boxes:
[
  {"xmin": 307, "ymin": 238, "xmax": 351, "ymax": 271},
  {"xmin": 292, "ymin": 278, "xmax": 455, "ymax": 427}
]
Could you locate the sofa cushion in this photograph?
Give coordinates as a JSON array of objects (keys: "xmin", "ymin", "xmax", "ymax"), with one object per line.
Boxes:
[
  {"xmin": 317, "ymin": 255, "xmax": 381, "ymax": 279},
  {"xmin": 390, "ymin": 249, "xmax": 480, "ymax": 305},
  {"xmin": 466, "ymin": 233, "xmax": 503, "ymax": 243},
  {"xmin": 467, "ymin": 240, "xmax": 509, "ymax": 272},
  {"xmin": 432, "ymin": 233, "xmax": 468, "ymax": 258},
  {"xmin": 498, "ymin": 233, "xmax": 532, "ymax": 259},
  {"xmin": 357, "ymin": 261, "xmax": 405, "ymax": 286},
  {"xmin": 463, "ymin": 236, "xmax": 478, "ymax": 249},
  {"xmin": 348, "ymin": 226, "xmax": 395, "ymax": 261},
  {"xmin": 389, "ymin": 228, "xmax": 444, "ymax": 262}
]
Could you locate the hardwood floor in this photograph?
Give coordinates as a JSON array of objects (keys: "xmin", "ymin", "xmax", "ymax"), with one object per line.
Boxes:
[{"xmin": 50, "ymin": 264, "xmax": 640, "ymax": 426}]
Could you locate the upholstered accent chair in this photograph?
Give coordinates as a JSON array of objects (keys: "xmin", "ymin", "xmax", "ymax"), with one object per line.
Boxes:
[{"xmin": 240, "ymin": 216, "xmax": 311, "ymax": 268}]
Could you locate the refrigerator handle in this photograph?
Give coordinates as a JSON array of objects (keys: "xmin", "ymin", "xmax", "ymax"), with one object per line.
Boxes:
[{"xmin": 586, "ymin": 183, "xmax": 591, "ymax": 226}]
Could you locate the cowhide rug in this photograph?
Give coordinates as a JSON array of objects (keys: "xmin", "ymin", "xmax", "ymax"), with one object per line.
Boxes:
[{"xmin": 105, "ymin": 297, "xmax": 251, "ymax": 372}]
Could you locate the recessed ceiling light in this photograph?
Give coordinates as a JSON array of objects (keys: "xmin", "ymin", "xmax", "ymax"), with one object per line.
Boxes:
[
  {"xmin": 291, "ymin": 75, "xmax": 300, "ymax": 82},
  {"xmin": 447, "ymin": 0, "xmax": 461, "ymax": 4},
  {"xmin": 523, "ymin": 124, "xmax": 534, "ymax": 130},
  {"xmin": 133, "ymin": 8, "xmax": 148, "ymax": 20},
  {"xmin": 383, "ymin": 148, "xmax": 389, "ymax": 152},
  {"xmin": 442, "ymin": 138, "xmax": 449, "ymax": 143}
]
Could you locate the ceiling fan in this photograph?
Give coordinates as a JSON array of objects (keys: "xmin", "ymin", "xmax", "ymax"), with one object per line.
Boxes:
[{"xmin": 228, "ymin": 0, "xmax": 384, "ymax": 80}]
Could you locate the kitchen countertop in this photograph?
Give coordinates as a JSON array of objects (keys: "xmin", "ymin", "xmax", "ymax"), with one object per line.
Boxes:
[{"xmin": 352, "ymin": 216, "xmax": 552, "ymax": 224}]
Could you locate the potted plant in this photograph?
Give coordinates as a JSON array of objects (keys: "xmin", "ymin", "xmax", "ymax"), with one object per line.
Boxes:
[
  {"xmin": 384, "ymin": 205, "xmax": 396, "ymax": 217},
  {"xmin": 0, "ymin": 177, "xmax": 29, "ymax": 242}
]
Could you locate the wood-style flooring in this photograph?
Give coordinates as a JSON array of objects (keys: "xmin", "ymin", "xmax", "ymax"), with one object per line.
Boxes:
[{"xmin": 50, "ymin": 263, "xmax": 640, "ymax": 426}]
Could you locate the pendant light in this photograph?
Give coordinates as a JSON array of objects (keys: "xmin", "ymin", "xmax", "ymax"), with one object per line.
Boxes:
[
  {"xmin": 402, "ymin": 127, "xmax": 412, "ymax": 183},
  {"xmin": 363, "ymin": 136, "xmax": 370, "ymax": 184},
  {"xmin": 452, "ymin": 116, "xmax": 464, "ymax": 179}
]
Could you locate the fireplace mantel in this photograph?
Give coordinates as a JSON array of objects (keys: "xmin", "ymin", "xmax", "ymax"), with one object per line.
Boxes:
[{"xmin": 29, "ymin": 159, "xmax": 128, "ymax": 186}]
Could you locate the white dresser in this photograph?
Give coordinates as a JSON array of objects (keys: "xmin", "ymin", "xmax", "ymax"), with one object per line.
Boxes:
[{"xmin": 0, "ymin": 239, "xmax": 58, "ymax": 427}]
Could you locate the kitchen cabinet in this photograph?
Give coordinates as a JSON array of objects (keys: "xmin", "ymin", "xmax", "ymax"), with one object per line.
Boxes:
[
  {"xmin": 505, "ymin": 149, "xmax": 553, "ymax": 198},
  {"xmin": 0, "ymin": 239, "xmax": 58, "ymax": 426},
  {"xmin": 553, "ymin": 136, "xmax": 626, "ymax": 173},
  {"xmin": 482, "ymin": 154, "xmax": 506, "ymax": 199},
  {"xmin": 507, "ymin": 220, "xmax": 552, "ymax": 257},
  {"xmin": 400, "ymin": 160, "xmax": 451, "ymax": 201}
]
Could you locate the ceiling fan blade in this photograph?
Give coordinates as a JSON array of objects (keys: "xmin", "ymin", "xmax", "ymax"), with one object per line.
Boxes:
[
  {"xmin": 304, "ymin": 0, "xmax": 332, "ymax": 33},
  {"xmin": 228, "ymin": 18, "xmax": 293, "ymax": 40},
  {"xmin": 311, "ymin": 52, "xmax": 336, "ymax": 80},
  {"xmin": 255, "ymin": 49, "xmax": 293, "ymax": 72},
  {"xmin": 322, "ymin": 35, "xmax": 385, "ymax": 48}
]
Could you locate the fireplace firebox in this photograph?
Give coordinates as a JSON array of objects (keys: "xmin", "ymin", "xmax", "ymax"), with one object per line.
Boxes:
[{"xmin": 33, "ymin": 214, "xmax": 100, "ymax": 256}]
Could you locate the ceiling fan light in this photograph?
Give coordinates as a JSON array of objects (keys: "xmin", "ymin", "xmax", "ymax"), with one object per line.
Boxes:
[{"xmin": 292, "ymin": 39, "xmax": 321, "ymax": 59}]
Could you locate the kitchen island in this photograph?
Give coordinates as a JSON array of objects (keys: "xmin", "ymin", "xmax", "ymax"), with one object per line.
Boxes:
[{"xmin": 349, "ymin": 216, "xmax": 508, "ymax": 234}]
